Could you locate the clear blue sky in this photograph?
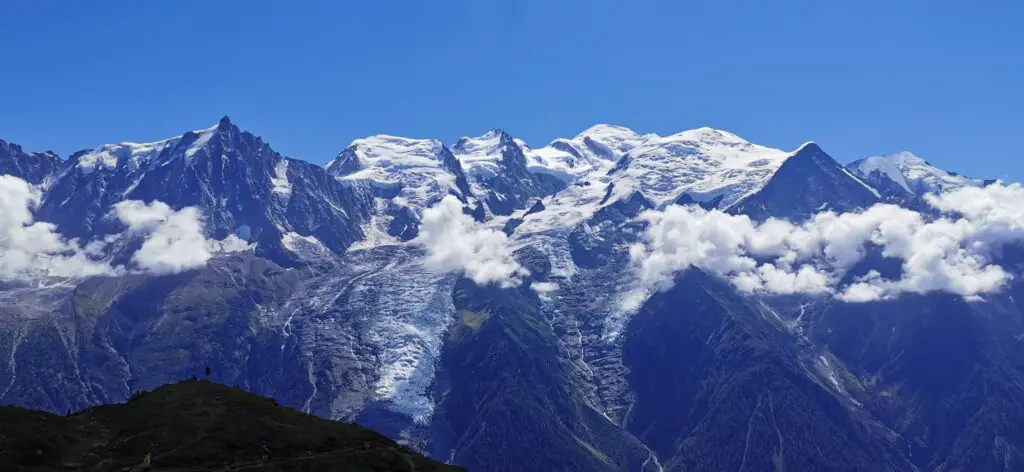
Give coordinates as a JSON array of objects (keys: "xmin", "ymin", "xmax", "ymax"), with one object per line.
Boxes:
[{"xmin": 1, "ymin": 1, "xmax": 1021, "ymax": 181}]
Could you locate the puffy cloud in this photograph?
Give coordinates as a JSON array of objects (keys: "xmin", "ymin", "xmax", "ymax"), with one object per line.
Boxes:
[
  {"xmin": 836, "ymin": 273, "xmax": 889, "ymax": 303},
  {"xmin": 1, "ymin": 174, "xmax": 238, "ymax": 283},
  {"xmin": 0, "ymin": 175, "xmax": 116, "ymax": 282},
  {"xmin": 530, "ymin": 281, "xmax": 559, "ymax": 293},
  {"xmin": 631, "ymin": 183, "xmax": 1024, "ymax": 302},
  {"xmin": 209, "ymin": 234, "xmax": 254, "ymax": 253},
  {"xmin": 628, "ymin": 205, "xmax": 758, "ymax": 291},
  {"xmin": 112, "ymin": 200, "xmax": 212, "ymax": 275},
  {"xmin": 416, "ymin": 196, "xmax": 528, "ymax": 287},
  {"xmin": 529, "ymin": 281, "xmax": 559, "ymax": 302}
]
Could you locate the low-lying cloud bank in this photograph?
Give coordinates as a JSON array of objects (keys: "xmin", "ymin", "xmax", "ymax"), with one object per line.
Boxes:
[
  {"xmin": 417, "ymin": 195, "xmax": 529, "ymax": 287},
  {"xmin": 630, "ymin": 183, "xmax": 1024, "ymax": 302},
  {"xmin": 0, "ymin": 175, "xmax": 246, "ymax": 283}
]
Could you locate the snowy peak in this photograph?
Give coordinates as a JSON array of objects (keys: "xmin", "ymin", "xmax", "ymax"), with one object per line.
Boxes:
[
  {"xmin": 573, "ymin": 123, "xmax": 638, "ymax": 141},
  {"xmin": 452, "ymin": 129, "xmax": 566, "ymax": 216},
  {"xmin": 729, "ymin": 141, "xmax": 881, "ymax": 220},
  {"xmin": 849, "ymin": 151, "xmax": 981, "ymax": 197},
  {"xmin": 573, "ymin": 124, "xmax": 648, "ymax": 158},
  {"xmin": 670, "ymin": 126, "xmax": 750, "ymax": 146},
  {"xmin": 606, "ymin": 127, "xmax": 789, "ymax": 208},
  {"xmin": 327, "ymin": 135, "xmax": 471, "ymax": 210},
  {"xmin": 67, "ymin": 121, "xmax": 228, "ymax": 176},
  {"xmin": 451, "ymin": 129, "xmax": 523, "ymax": 181},
  {"xmin": 34, "ymin": 117, "xmax": 374, "ymax": 265},
  {"xmin": 520, "ymin": 124, "xmax": 650, "ymax": 183},
  {"xmin": 785, "ymin": 141, "xmax": 827, "ymax": 163},
  {"xmin": 328, "ymin": 135, "xmax": 446, "ymax": 178}
]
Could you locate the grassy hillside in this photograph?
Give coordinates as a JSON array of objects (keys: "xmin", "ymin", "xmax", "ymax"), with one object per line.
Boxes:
[{"xmin": 0, "ymin": 380, "xmax": 462, "ymax": 472}]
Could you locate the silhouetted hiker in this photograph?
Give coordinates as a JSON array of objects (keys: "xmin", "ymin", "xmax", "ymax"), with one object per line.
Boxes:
[
  {"xmin": 191, "ymin": 374, "xmax": 197, "ymax": 381},
  {"xmin": 205, "ymin": 366, "xmax": 211, "ymax": 377}
]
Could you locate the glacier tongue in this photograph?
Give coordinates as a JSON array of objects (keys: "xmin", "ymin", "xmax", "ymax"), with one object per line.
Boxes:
[
  {"xmin": 345, "ymin": 247, "xmax": 458, "ymax": 424},
  {"xmin": 273, "ymin": 245, "xmax": 458, "ymax": 425}
]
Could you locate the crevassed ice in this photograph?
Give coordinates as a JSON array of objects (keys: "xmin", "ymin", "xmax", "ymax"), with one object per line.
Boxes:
[{"xmin": 343, "ymin": 251, "xmax": 458, "ymax": 423}]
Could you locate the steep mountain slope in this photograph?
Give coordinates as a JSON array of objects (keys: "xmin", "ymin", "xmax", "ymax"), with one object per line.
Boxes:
[
  {"xmin": 623, "ymin": 270, "xmax": 914, "ymax": 471},
  {"xmin": 0, "ymin": 254, "xmax": 301, "ymax": 413},
  {"xmin": 807, "ymin": 286, "xmax": 1024, "ymax": 472},
  {"xmin": 730, "ymin": 142, "xmax": 881, "ymax": 221},
  {"xmin": 0, "ymin": 379, "xmax": 461, "ymax": 471},
  {"xmin": 428, "ymin": 279, "xmax": 651, "ymax": 472}
]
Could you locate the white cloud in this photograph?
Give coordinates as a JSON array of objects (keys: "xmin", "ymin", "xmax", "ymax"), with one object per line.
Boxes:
[
  {"xmin": 209, "ymin": 234, "xmax": 254, "ymax": 253},
  {"xmin": 1, "ymin": 174, "xmax": 238, "ymax": 283},
  {"xmin": 631, "ymin": 183, "xmax": 1024, "ymax": 302},
  {"xmin": 112, "ymin": 200, "xmax": 212, "ymax": 275},
  {"xmin": 836, "ymin": 272, "xmax": 890, "ymax": 303},
  {"xmin": 416, "ymin": 196, "xmax": 528, "ymax": 287},
  {"xmin": 530, "ymin": 281, "xmax": 559, "ymax": 293},
  {"xmin": 0, "ymin": 175, "xmax": 116, "ymax": 282},
  {"xmin": 530, "ymin": 281, "xmax": 559, "ymax": 302}
]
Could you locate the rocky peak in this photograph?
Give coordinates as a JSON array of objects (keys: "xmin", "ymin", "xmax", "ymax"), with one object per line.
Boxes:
[
  {"xmin": 729, "ymin": 142, "xmax": 881, "ymax": 221},
  {"xmin": 0, "ymin": 138, "xmax": 64, "ymax": 184}
]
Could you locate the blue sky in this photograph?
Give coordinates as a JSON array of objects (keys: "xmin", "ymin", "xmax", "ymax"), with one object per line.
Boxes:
[{"xmin": 1, "ymin": 1, "xmax": 1021, "ymax": 181}]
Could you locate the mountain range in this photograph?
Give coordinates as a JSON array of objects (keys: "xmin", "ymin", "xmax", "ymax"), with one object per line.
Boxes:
[{"xmin": 2, "ymin": 117, "xmax": 1023, "ymax": 471}]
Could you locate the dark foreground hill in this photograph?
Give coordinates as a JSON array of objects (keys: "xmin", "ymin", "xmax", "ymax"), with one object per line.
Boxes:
[{"xmin": 0, "ymin": 380, "xmax": 463, "ymax": 472}]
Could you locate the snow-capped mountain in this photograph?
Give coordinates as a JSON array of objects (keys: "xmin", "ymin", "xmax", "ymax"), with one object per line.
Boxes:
[
  {"xmin": 848, "ymin": 151, "xmax": 982, "ymax": 199},
  {"xmin": 608, "ymin": 127, "xmax": 790, "ymax": 208},
  {"xmin": 326, "ymin": 135, "xmax": 473, "ymax": 241},
  {"xmin": 451, "ymin": 129, "xmax": 566, "ymax": 216},
  {"xmin": 326, "ymin": 135, "xmax": 472, "ymax": 208},
  {"xmin": 32, "ymin": 117, "xmax": 372, "ymax": 264},
  {"xmin": 518, "ymin": 124, "xmax": 650, "ymax": 182},
  {"xmin": 730, "ymin": 142, "xmax": 882, "ymax": 220},
  {"xmin": 1, "ymin": 119, "xmax": 1023, "ymax": 472}
]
